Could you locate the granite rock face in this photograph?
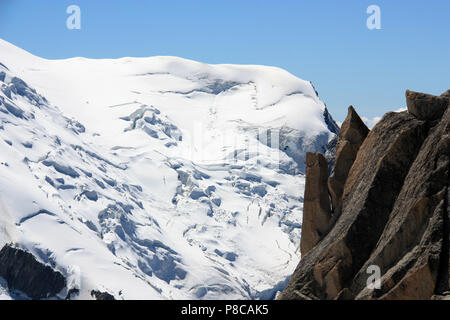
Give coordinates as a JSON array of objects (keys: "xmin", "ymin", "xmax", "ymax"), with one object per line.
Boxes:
[
  {"xmin": 280, "ymin": 90, "xmax": 449, "ymax": 300},
  {"xmin": 351, "ymin": 107, "xmax": 449, "ymax": 300},
  {"xmin": 300, "ymin": 153, "xmax": 332, "ymax": 257},
  {"xmin": 328, "ymin": 106, "xmax": 369, "ymax": 221},
  {"xmin": 406, "ymin": 90, "xmax": 449, "ymax": 121}
]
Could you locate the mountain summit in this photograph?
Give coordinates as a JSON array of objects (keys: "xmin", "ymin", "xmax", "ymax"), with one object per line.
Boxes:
[{"xmin": 0, "ymin": 39, "xmax": 338, "ymax": 299}]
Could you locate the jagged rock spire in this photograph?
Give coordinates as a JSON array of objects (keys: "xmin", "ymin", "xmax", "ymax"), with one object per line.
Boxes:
[
  {"xmin": 280, "ymin": 90, "xmax": 449, "ymax": 300},
  {"xmin": 328, "ymin": 106, "xmax": 369, "ymax": 220},
  {"xmin": 300, "ymin": 106, "xmax": 369, "ymax": 258},
  {"xmin": 300, "ymin": 152, "xmax": 331, "ymax": 257}
]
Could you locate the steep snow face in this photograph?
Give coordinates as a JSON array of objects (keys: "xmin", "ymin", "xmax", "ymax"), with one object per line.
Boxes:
[{"xmin": 0, "ymin": 39, "xmax": 337, "ymax": 300}]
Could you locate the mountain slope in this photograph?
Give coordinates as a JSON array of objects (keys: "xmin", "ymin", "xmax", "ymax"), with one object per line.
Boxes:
[{"xmin": 0, "ymin": 39, "xmax": 338, "ymax": 300}]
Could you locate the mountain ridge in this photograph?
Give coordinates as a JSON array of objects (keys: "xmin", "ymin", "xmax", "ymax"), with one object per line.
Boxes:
[
  {"xmin": 279, "ymin": 89, "xmax": 449, "ymax": 300},
  {"xmin": 0, "ymin": 38, "xmax": 338, "ymax": 300}
]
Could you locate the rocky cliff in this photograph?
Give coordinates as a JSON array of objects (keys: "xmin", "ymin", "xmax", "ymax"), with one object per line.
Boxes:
[
  {"xmin": 279, "ymin": 89, "xmax": 449, "ymax": 300},
  {"xmin": 0, "ymin": 245, "xmax": 66, "ymax": 299}
]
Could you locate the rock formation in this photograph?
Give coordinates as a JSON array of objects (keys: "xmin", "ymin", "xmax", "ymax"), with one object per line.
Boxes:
[
  {"xmin": 0, "ymin": 245, "xmax": 66, "ymax": 299},
  {"xmin": 328, "ymin": 106, "xmax": 369, "ymax": 221},
  {"xmin": 406, "ymin": 89, "xmax": 449, "ymax": 121},
  {"xmin": 301, "ymin": 106, "xmax": 369, "ymax": 258},
  {"xmin": 300, "ymin": 153, "xmax": 332, "ymax": 256},
  {"xmin": 91, "ymin": 290, "xmax": 116, "ymax": 300},
  {"xmin": 280, "ymin": 89, "xmax": 449, "ymax": 300},
  {"xmin": 441, "ymin": 90, "xmax": 450, "ymax": 99}
]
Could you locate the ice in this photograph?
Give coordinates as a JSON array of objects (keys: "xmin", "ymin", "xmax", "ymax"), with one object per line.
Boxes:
[{"xmin": 0, "ymin": 38, "xmax": 338, "ymax": 300}]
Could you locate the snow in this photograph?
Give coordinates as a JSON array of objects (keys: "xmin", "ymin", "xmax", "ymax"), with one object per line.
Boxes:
[{"xmin": 0, "ymin": 38, "xmax": 337, "ymax": 300}]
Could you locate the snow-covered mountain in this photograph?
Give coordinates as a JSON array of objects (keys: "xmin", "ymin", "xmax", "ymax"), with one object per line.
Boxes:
[{"xmin": 0, "ymin": 38, "xmax": 338, "ymax": 300}]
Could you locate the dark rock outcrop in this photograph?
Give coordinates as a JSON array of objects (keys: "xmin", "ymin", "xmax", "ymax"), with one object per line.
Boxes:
[
  {"xmin": 65, "ymin": 288, "xmax": 80, "ymax": 300},
  {"xmin": 328, "ymin": 106, "xmax": 369, "ymax": 220},
  {"xmin": 300, "ymin": 153, "xmax": 331, "ymax": 257},
  {"xmin": 91, "ymin": 290, "xmax": 115, "ymax": 300},
  {"xmin": 0, "ymin": 245, "xmax": 66, "ymax": 299},
  {"xmin": 323, "ymin": 106, "xmax": 340, "ymax": 135},
  {"xmin": 280, "ymin": 89, "xmax": 449, "ymax": 300}
]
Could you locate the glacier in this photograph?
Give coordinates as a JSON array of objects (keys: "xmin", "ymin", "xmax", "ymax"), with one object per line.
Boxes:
[{"xmin": 0, "ymin": 38, "xmax": 338, "ymax": 300}]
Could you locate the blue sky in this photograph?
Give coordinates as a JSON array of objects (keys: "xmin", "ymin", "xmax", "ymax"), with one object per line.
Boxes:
[{"xmin": 0, "ymin": 0, "xmax": 448, "ymax": 122}]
